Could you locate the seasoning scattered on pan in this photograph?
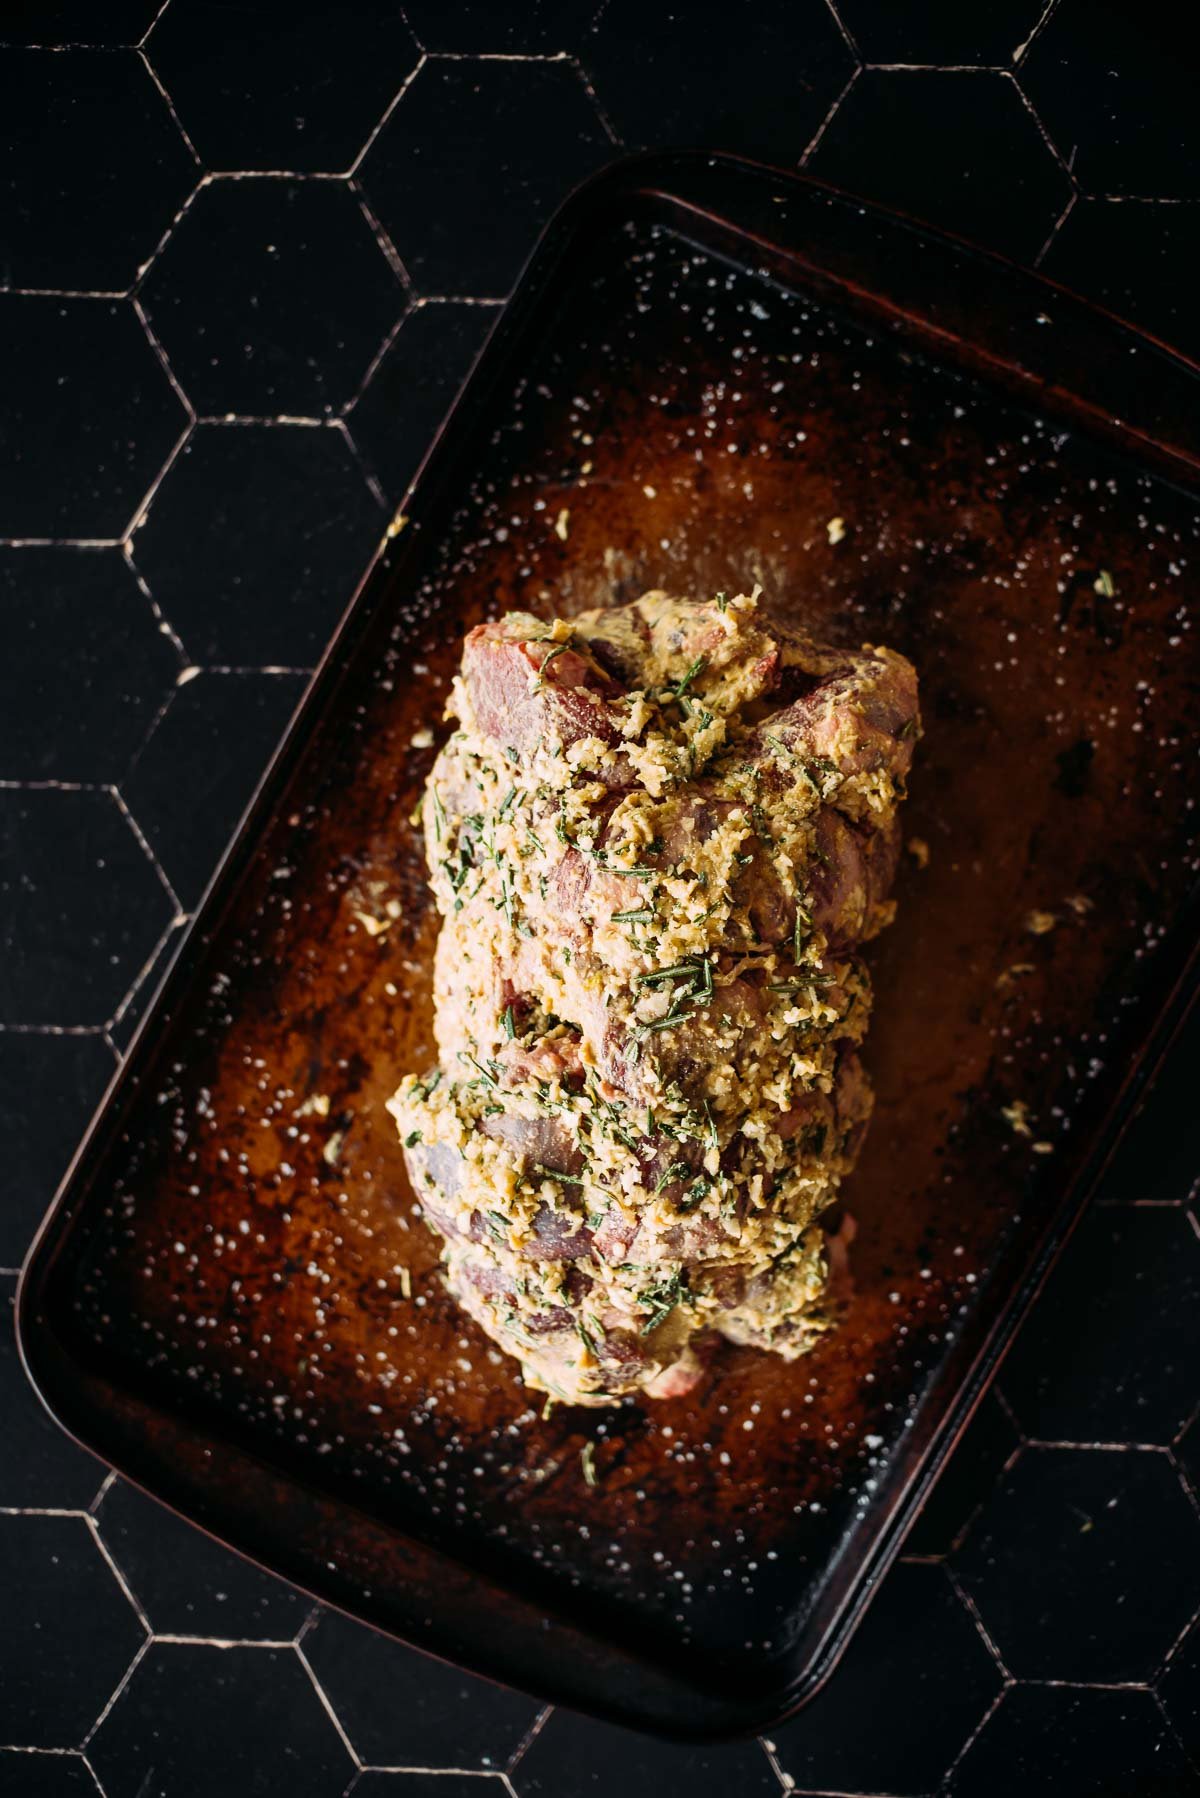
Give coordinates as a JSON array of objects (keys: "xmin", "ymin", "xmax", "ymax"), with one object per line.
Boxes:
[{"xmin": 390, "ymin": 589, "xmax": 919, "ymax": 1403}]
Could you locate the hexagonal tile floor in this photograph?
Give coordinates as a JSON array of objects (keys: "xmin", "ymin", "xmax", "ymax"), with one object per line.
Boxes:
[{"xmin": 1, "ymin": 5, "xmax": 1197, "ymax": 1794}]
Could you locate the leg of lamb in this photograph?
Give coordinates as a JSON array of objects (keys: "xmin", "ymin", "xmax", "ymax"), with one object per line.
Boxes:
[{"xmin": 389, "ymin": 588, "xmax": 919, "ymax": 1405}]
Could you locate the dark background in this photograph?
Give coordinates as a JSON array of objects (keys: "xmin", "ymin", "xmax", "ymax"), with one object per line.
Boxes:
[{"xmin": 1, "ymin": 2, "xmax": 1198, "ymax": 1794}]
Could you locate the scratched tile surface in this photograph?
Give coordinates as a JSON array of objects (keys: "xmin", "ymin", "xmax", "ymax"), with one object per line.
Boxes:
[{"xmin": 0, "ymin": 3, "xmax": 1197, "ymax": 1795}]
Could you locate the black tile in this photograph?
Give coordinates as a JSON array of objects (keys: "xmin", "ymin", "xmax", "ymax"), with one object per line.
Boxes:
[
  {"xmin": 359, "ymin": 59, "xmax": 611, "ymax": 297},
  {"xmin": 770, "ymin": 1558, "xmax": 1000, "ymax": 1794},
  {"xmin": 348, "ymin": 301, "xmax": 495, "ymax": 503},
  {"xmin": 0, "ymin": 297, "xmax": 187, "ymax": 540},
  {"xmin": 1162, "ymin": 1618, "xmax": 1200, "ymax": 1771},
  {"xmin": 1021, "ymin": 1, "xmax": 1200, "ymax": 198},
  {"xmin": 955, "ymin": 1446, "xmax": 1200, "ymax": 1681},
  {"xmin": 0, "ymin": 547, "xmax": 178, "ymax": 782},
  {"xmin": 303, "ymin": 1607, "xmax": 540, "ymax": 1770},
  {"xmin": 0, "ymin": 789, "xmax": 174, "ymax": 1028},
  {"xmin": 0, "ymin": 1753, "xmax": 102, "ymax": 1796},
  {"xmin": 130, "ymin": 424, "xmax": 381, "ymax": 666},
  {"xmin": 810, "ymin": 69, "xmax": 1073, "ymax": 262},
  {"xmin": 122, "ymin": 671, "xmax": 306, "ymax": 911},
  {"xmin": 948, "ymin": 1684, "xmax": 1196, "ymax": 1798},
  {"xmin": 1001, "ymin": 1207, "xmax": 1199, "ymax": 1444},
  {"xmin": 584, "ymin": 0, "xmax": 854, "ymax": 163},
  {"xmin": 903, "ymin": 1392, "xmax": 1022, "ymax": 1556},
  {"xmin": 0, "ymin": 1280, "xmax": 105, "ymax": 1504},
  {"xmin": 0, "ymin": 1514, "xmax": 145, "ymax": 1748},
  {"xmin": 0, "ymin": 49, "xmax": 194, "ymax": 292},
  {"xmin": 1043, "ymin": 200, "xmax": 1200, "ymax": 365},
  {"xmin": 835, "ymin": 0, "xmax": 1047, "ymax": 64},
  {"xmin": 89, "ymin": 1643, "xmax": 354, "ymax": 1798},
  {"xmin": 514, "ymin": 1711, "xmax": 776, "ymax": 1798},
  {"xmin": 403, "ymin": 0, "xmax": 596, "ymax": 52},
  {"xmin": 1097, "ymin": 1002, "xmax": 1200, "ymax": 1205},
  {"xmin": 145, "ymin": 1, "xmax": 419, "ymax": 174},
  {"xmin": 0, "ymin": 1031, "xmax": 114, "ymax": 1264},
  {"xmin": 141, "ymin": 178, "xmax": 402, "ymax": 418},
  {"xmin": 0, "ymin": 4, "xmax": 156, "ymax": 44},
  {"xmin": 94, "ymin": 1478, "xmax": 307, "ymax": 1638}
]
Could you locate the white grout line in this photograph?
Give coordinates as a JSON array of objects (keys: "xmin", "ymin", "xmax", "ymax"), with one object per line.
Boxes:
[
  {"xmin": 0, "ymin": 776, "xmax": 104, "ymax": 791},
  {"xmin": 396, "ymin": 5, "xmax": 423, "ymax": 55},
  {"xmin": 1036, "ymin": 189, "xmax": 1079, "ymax": 266},
  {"xmin": 1011, "ymin": 0, "xmax": 1062, "ymax": 66},
  {"xmin": 109, "ymin": 783, "xmax": 185, "ymax": 917},
  {"xmin": 1006, "ymin": 68, "xmax": 1078, "ymax": 183},
  {"xmin": 864, "ymin": 61, "xmax": 1009, "ymax": 72},
  {"xmin": 105, "ymin": 911, "xmax": 188, "ymax": 1035},
  {"xmin": 120, "ymin": 369, "xmax": 193, "ymax": 541},
  {"xmin": 193, "ymin": 413, "xmax": 327, "ymax": 427},
  {"xmin": 85, "ymin": 1512, "xmax": 154, "ymax": 1634},
  {"xmin": 0, "ymin": 537, "xmax": 123, "ymax": 549},
  {"xmin": 80, "ymin": 1634, "xmax": 153, "ymax": 1748},
  {"xmin": 151, "ymin": 1634, "xmax": 302, "ymax": 1648},
  {"xmin": 129, "ymin": 173, "xmax": 208, "ymax": 296},
  {"xmin": 78, "ymin": 1751, "xmax": 106, "ymax": 1796},
  {"xmin": 1081, "ymin": 193, "xmax": 1200, "ymax": 205},
  {"xmin": 800, "ymin": 63, "xmax": 859, "ymax": 166},
  {"xmin": 340, "ymin": 307, "xmax": 412, "ymax": 418},
  {"xmin": 123, "ymin": 543, "xmax": 189, "ymax": 663},
  {"xmin": 351, "ymin": 176, "xmax": 412, "ymax": 287},
  {"xmin": 1018, "ymin": 1438, "xmax": 1171, "ymax": 1455},
  {"xmin": 294, "ymin": 1640, "xmax": 364, "ymax": 1769},
  {"xmin": 138, "ymin": 0, "xmax": 176, "ymax": 50},
  {"xmin": 197, "ymin": 664, "xmax": 314, "ymax": 676},
  {"xmin": 425, "ymin": 50, "xmax": 573, "ymax": 62},
  {"xmin": 0, "ymin": 1023, "xmax": 106, "ymax": 1037},
  {"xmin": 88, "ymin": 1470, "xmax": 119, "ymax": 1516},
  {"xmin": 569, "ymin": 54, "xmax": 623, "ymax": 149},
  {"xmin": 0, "ymin": 284, "xmax": 127, "ymax": 299},
  {"xmin": 355, "ymin": 1766, "xmax": 513, "ymax": 1780},
  {"xmin": 1155, "ymin": 1594, "xmax": 1200, "ymax": 1679},
  {"xmin": 345, "ymin": 51, "xmax": 428, "ymax": 177},
  {"xmin": 137, "ymin": 44, "xmax": 202, "ymax": 165},
  {"xmin": 938, "ymin": 1677, "xmax": 1012, "ymax": 1789},
  {"xmin": 334, "ymin": 417, "xmax": 389, "ymax": 510},
  {"xmin": 757, "ymin": 1733, "xmax": 793, "ymax": 1794},
  {"xmin": 946, "ymin": 1562, "xmax": 1010, "ymax": 1677},
  {"xmin": 409, "ymin": 294, "xmax": 506, "ymax": 307},
  {"xmin": 505, "ymin": 1703, "xmax": 552, "ymax": 1773},
  {"xmin": 1150, "ymin": 1687, "xmax": 1196, "ymax": 1780},
  {"xmin": 821, "ymin": 0, "xmax": 861, "ymax": 61}
]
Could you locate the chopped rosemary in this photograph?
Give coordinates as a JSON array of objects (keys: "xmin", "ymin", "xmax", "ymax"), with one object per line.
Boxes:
[
  {"xmin": 502, "ymin": 1004, "xmax": 516, "ymax": 1040},
  {"xmin": 533, "ymin": 1164, "xmax": 585, "ymax": 1187},
  {"xmin": 534, "ymin": 639, "xmax": 573, "ymax": 689},
  {"xmin": 639, "ymin": 1267, "xmax": 688, "ymax": 1334},
  {"xmin": 794, "ymin": 897, "xmax": 812, "ymax": 963},
  {"xmin": 674, "ymin": 655, "xmax": 707, "ymax": 695},
  {"xmin": 653, "ymin": 1159, "xmax": 690, "ymax": 1195}
]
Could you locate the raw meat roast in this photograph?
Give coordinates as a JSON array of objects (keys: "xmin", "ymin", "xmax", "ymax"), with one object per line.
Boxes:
[{"xmin": 390, "ymin": 589, "xmax": 919, "ymax": 1404}]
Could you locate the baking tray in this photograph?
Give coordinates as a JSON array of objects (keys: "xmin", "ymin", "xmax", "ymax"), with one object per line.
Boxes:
[{"xmin": 17, "ymin": 153, "xmax": 1200, "ymax": 1739}]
